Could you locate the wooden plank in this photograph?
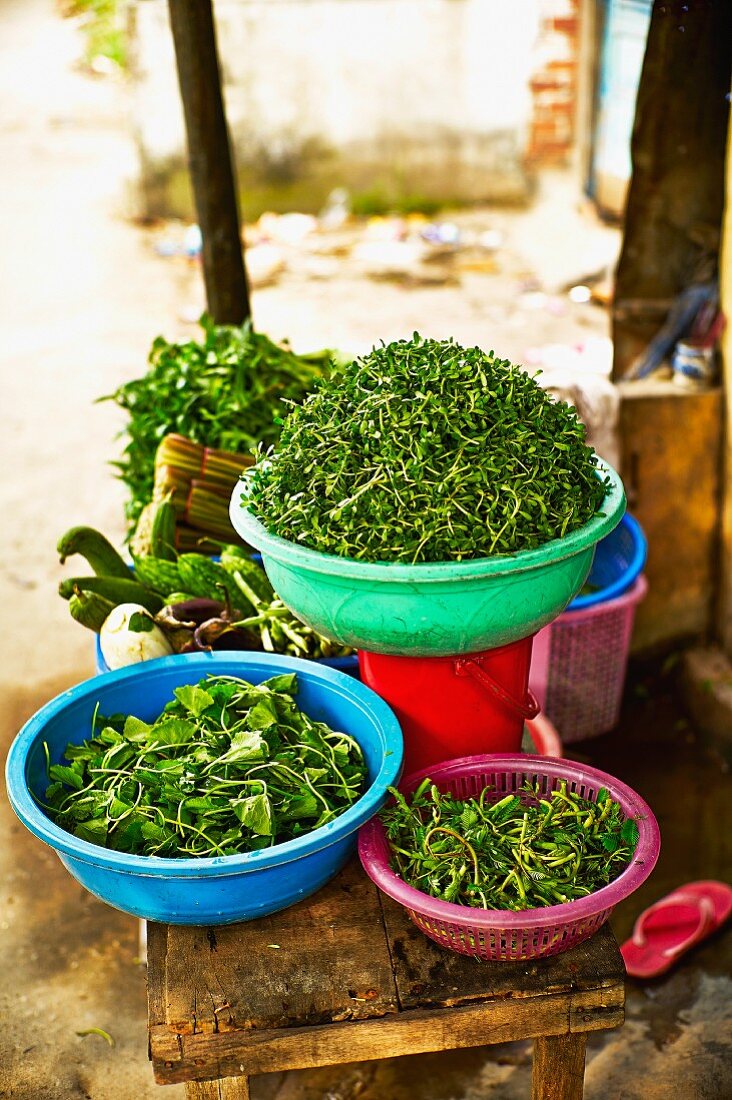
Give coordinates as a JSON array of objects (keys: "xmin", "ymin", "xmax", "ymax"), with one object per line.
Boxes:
[
  {"xmin": 150, "ymin": 983, "xmax": 623, "ymax": 1085},
  {"xmin": 532, "ymin": 1033, "xmax": 586, "ymax": 1100},
  {"xmin": 618, "ymin": 381, "xmax": 722, "ymax": 651},
  {"xmin": 379, "ymin": 891, "xmax": 624, "ymax": 1009},
  {"xmin": 185, "ymin": 1078, "xmax": 250, "ymax": 1100},
  {"xmin": 147, "ymin": 921, "xmax": 168, "ymax": 1059},
  {"xmin": 161, "ymin": 862, "xmax": 398, "ymax": 1034},
  {"xmin": 167, "ymin": 0, "xmax": 250, "ymax": 325}
]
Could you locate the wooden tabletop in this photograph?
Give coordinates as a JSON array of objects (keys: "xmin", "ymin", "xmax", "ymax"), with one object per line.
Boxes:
[{"xmin": 148, "ymin": 861, "xmax": 625, "ymax": 1087}]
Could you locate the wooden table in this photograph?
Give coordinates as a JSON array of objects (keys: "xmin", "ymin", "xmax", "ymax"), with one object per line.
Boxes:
[{"xmin": 147, "ymin": 861, "xmax": 625, "ymax": 1100}]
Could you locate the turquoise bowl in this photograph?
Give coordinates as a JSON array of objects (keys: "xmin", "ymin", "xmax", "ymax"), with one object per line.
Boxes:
[{"xmin": 229, "ymin": 463, "xmax": 626, "ymax": 657}]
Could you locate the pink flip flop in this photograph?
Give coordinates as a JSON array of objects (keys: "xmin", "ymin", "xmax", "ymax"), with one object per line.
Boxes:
[{"xmin": 621, "ymin": 880, "xmax": 732, "ymax": 979}]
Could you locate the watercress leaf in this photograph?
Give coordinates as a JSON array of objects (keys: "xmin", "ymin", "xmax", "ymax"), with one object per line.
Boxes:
[
  {"xmin": 98, "ymin": 726, "xmax": 124, "ymax": 745},
  {"xmin": 110, "ymin": 819, "xmax": 144, "ymax": 851},
  {"xmin": 124, "ymin": 715, "xmax": 151, "ymax": 742},
  {"xmin": 64, "ymin": 743, "xmax": 96, "ymax": 761},
  {"xmin": 287, "ymin": 793, "xmax": 319, "ymax": 819},
  {"xmin": 247, "ymin": 698, "xmax": 278, "ymax": 730},
  {"xmin": 222, "ymin": 729, "xmax": 265, "ymax": 763},
  {"xmin": 234, "ymin": 793, "xmax": 274, "ymax": 836},
  {"xmin": 174, "ymin": 684, "xmax": 215, "ymax": 717},
  {"xmin": 74, "ymin": 818, "xmax": 108, "ymax": 846},
  {"xmin": 149, "ymin": 718, "xmax": 196, "ymax": 745},
  {"xmin": 128, "ymin": 611, "xmax": 154, "ymax": 633},
  {"xmin": 48, "ymin": 764, "xmax": 84, "ymax": 790},
  {"xmin": 261, "ymin": 673, "xmax": 298, "ymax": 695},
  {"xmin": 108, "ymin": 798, "xmax": 132, "ymax": 819}
]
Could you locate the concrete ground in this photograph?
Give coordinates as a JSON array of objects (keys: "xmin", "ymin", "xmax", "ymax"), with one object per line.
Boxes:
[{"xmin": 1, "ymin": 3, "xmax": 729, "ymax": 1099}]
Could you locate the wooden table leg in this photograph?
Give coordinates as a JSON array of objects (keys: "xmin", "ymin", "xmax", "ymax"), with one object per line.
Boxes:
[
  {"xmin": 531, "ymin": 1033, "xmax": 587, "ymax": 1100},
  {"xmin": 184, "ymin": 1077, "xmax": 250, "ymax": 1100}
]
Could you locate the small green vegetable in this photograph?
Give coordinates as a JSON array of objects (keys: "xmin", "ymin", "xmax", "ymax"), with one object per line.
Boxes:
[
  {"xmin": 76, "ymin": 1028, "xmax": 115, "ymax": 1047},
  {"xmin": 57, "ymin": 526, "xmax": 130, "ymax": 578},
  {"xmin": 246, "ymin": 334, "xmax": 607, "ymax": 564},
  {"xmin": 58, "ymin": 575, "xmax": 163, "ymax": 614},
  {"xmin": 69, "ymin": 591, "xmax": 116, "ymax": 633},
  {"xmin": 380, "ymin": 779, "xmax": 639, "ymax": 910},
  {"xmin": 42, "ymin": 674, "xmax": 366, "ymax": 858}
]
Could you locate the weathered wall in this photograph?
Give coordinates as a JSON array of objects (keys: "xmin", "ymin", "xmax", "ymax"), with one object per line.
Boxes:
[
  {"xmin": 620, "ymin": 382, "xmax": 723, "ymax": 654},
  {"xmin": 128, "ymin": 0, "xmax": 544, "ymax": 219}
]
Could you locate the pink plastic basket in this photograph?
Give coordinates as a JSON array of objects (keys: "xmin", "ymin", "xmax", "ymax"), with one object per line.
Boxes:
[
  {"xmin": 530, "ymin": 575, "xmax": 648, "ymax": 743},
  {"xmin": 358, "ymin": 754, "xmax": 660, "ymax": 961}
]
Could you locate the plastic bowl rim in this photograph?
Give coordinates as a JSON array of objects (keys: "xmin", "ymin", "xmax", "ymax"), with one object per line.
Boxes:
[
  {"xmin": 6, "ymin": 652, "xmax": 403, "ymax": 878},
  {"xmin": 230, "ymin": 461, "xmax": 625, "ymax": 581},
  {"xmin": 358, "ymin": 752, "xmax": 660, "ymax": 930}
]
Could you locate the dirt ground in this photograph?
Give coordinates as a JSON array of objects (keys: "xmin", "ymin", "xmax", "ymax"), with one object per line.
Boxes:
[{"xmin": 1, "ymin": 4, "xmax": 729, "ymax": 1099}]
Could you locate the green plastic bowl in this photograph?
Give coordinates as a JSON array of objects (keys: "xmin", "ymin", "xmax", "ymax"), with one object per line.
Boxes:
[{"xmin": 229, "ymin": 463, "xmax": 626, "ymax": 656}]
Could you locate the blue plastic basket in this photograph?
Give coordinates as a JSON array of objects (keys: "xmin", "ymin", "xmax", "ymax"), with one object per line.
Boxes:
[
  {"xmin": 568, "ymin": 513, "xmax": 646, "ymax": 611},
  {"xmin": 6, "ymin": 652, "xmax": 402, "ymax": 925}
]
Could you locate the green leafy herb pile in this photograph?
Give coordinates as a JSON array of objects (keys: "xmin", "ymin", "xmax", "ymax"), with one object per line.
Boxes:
[
  {"xmin": 381, "ymin": 779, "xmax": 639, "ymax": 910},
  {"xmin": 42, "ymin": 673, "xmax": 367, "ymax": 858},
  {"xmin": 101, "ymin": 317, "xmax": 333, "ymax": 534},
  {"xmin": 245, "ymin": 334, "xmax": 606, "ymax": 563}
]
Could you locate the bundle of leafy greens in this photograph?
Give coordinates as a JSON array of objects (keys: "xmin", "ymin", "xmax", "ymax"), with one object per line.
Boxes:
[
  {"xmin": 101, "ymin": 317, "xmax": 333, "ymax": 534},
  {"xmin": 245, "ymin": 334, "xmax": 607, "ymax": 564},
  {"xmin": 381, "ymin": 779, "xmax": 639, "ymax": 911},
  {"xmin": 42, "ymin": 673, "xmax": 367, "ymax": 858}
]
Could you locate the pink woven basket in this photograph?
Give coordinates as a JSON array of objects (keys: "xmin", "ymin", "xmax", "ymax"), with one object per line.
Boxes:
[
  {"xmin": 530, "ymin": 575, "xmax": 648, "ymax": 742},
  {"xmin": 358, "ymin": 754, "xmax": 660, "ymax": 961}
]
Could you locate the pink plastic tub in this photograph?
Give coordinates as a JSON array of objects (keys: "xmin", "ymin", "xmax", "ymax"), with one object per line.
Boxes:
[
  {"xmin": 359, "ymin": 754, "xmax": 660, "ymax": 961},
  {"xmin": 530, "ymin": 575, "xmax": 648, "ymax": 743}
]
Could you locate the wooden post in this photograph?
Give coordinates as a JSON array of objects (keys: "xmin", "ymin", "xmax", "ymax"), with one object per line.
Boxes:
[
  {"xmin": 612, "ymin": 0, "xmax": 732, "ymax": 378},
  {"xmin": 718, "ymin": 106, "xmax": 732, "ymax": 654},
  {"xmin": 167, "ymin": 0, "xmax": 251, "ymax": 325}
]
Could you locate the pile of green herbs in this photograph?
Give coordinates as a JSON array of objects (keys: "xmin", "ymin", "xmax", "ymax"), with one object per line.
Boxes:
[
  {"xmin": 101, "ymin": 317, "xmax": 333, "ymax": 534},
  {"xmin": 245, "ymin": 334, "xmax": 606, "ymax": 564},
  {"xmin": 42, "ymin": 673, "xmax": 367, "ymax": 858},
  {"xmin": 381, "ymin": 779, "xmax": 639, "ymax": 911}
]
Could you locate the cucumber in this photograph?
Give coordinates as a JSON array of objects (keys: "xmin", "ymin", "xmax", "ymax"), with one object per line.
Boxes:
[
  {"xmin": 58, "ymin": 576, "xmax": 163, "ymax": 613},
  {"xmin": 69, "ymin": 591, "xmax": 115, "ymax": 632},
  {"xmin": 150, "ymin": 498, "xmax": 177, "ymax": 561},
  {"xmin": 131, "ymin": 555, "xmax": 183, "ymax": 596},
  {"xmin": 220, "ymin": 548, "xmax": 275, "ymax": 604},
  {"xmin": 177, "ymin": 554, "xmax": 250, "ymax": 612},
  {"xmin": 57, "ymin": 526, "xmax": 130, "ymax": 578}
]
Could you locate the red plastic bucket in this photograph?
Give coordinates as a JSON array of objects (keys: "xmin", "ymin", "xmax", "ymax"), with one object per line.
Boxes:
[{"xmin": 359, "ymin": 637, "xmax": 538, "ymax": 775}]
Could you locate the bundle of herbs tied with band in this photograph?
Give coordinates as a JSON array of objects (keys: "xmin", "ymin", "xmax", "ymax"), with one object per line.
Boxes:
[{"xmin": 100, "ymin": 316, "xmax": 337, "ymax": 545}]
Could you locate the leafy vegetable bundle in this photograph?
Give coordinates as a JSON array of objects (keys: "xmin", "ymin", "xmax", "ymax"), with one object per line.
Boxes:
[
  {"xmin": 43, "ymin": 673, "xmax": 367, "ymax": 858},
  {"xmin": 381, "ymin": 779, "xmax": 639, "ymax": 910},
  {"xmin": 101, "ymin": 317, "xmax": 333, "ymax": 534},
  {"xmin": 246, "ymin": 334, "xmax": 606, "ymax": 563}
]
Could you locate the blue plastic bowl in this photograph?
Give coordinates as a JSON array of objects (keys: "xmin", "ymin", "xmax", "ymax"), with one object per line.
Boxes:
[
  {"xmin": 568, "ymin": 513, "xmax": 646, "ymax": 611},
  {"xmin": 93, "ymin": 635, "xmax": 360, "ymax": 676},
  {"xmin": 6, "ymin": 652, "xmax": 402, "ymax": 925}
]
